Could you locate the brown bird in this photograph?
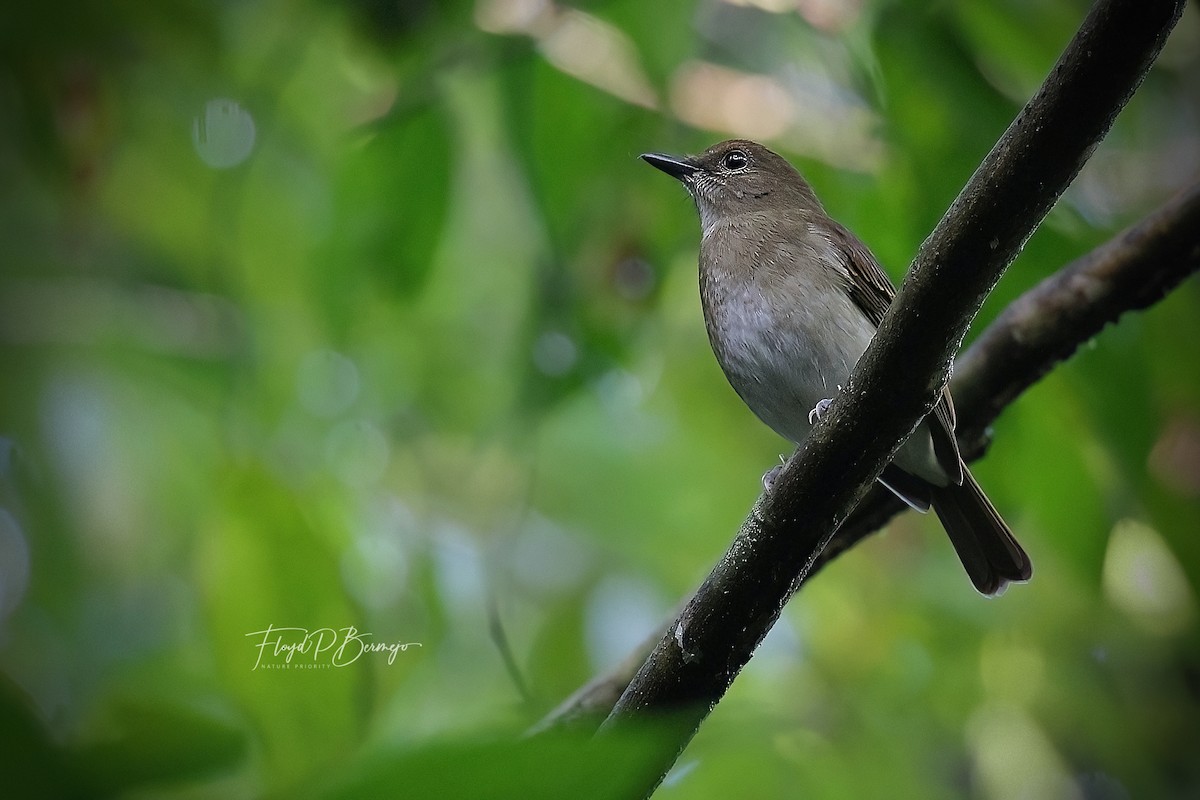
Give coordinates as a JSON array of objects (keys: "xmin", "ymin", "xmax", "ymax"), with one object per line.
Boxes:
[{"xmin": 642, "ymin": 139, "xmax": 1031, "ymax": 595}]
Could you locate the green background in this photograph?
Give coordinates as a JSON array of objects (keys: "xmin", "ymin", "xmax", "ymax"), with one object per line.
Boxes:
[{"xmin": 1, "ymin": 0, "xmax": 1198, "ymax": 797}]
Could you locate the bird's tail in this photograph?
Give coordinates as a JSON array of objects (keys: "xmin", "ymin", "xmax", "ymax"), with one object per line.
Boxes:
[{"xmin": 930, "ymin": 467, "xmax": 1031, "ymax": 596}]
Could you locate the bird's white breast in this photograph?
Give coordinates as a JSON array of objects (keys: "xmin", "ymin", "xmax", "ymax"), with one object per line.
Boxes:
[
  {"xmin": 697, "ymin": 215, "xmax": 950, "ymax": 487},
  {"xmin": 702, "ymin": 264, "xmax": 876, "ymax": 445}
]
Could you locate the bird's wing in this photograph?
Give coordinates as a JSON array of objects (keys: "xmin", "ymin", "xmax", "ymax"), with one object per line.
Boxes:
[
  {"xmin": 826, "ymin": 221, "xmax": 896, "ymax": 329},
  {"xmin": 827, "ymin": 221, "xmax": 965, "ymax": 485}
]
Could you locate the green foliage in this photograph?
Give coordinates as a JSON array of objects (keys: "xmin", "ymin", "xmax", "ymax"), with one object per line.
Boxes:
[
  {"xmin": 309, "ymin": 727, "xmax": 675, "ymax": 800},
  {"xmin": 1, "ymin": 0, "xmax": 1198, "ymax": 798}
]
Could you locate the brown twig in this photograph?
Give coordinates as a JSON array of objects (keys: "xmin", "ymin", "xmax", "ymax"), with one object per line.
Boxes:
[{"xmin": 952, "ymin": 179, "xmax": 1200, "ymax": 443}]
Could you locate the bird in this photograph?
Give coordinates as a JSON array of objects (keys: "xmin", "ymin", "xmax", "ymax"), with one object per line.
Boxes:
[{"xmin": 641, "ymin": 139, "xmax": 1031, "ymax": 595}]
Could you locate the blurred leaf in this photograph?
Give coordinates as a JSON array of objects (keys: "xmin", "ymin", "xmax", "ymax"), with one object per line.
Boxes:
[
  {"xmin": 309, "ymin": 727, "xmax": 673, "ymax": 800},
  {"xmin": 316, "ymin": 104, "xmax": 454, "ymax": 327},
  {"xmin": 0, "ymin": 674, "xmax": 80, "ymax": 799},
  {"xmin": 73, "ymin": 698, "xmax": 247, "ymax": 794},
  {"xmin": 500, "ymin": 55, "xmax": 657, "ymax": 256},
  {"xmin": 873, "ymin": 2, "xmax": 1017, "ymax": 231},
  {"xmin": 198, "ymin": 467, "xmax": 365, "ymax": 785}
]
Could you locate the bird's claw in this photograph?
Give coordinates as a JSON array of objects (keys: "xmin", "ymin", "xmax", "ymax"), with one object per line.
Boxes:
[
  {"xmin": 761, "ymin": 457, "xmax": 786, "ymax": 490},
  {"xmin": 808, "ymin": 397, "xmax": 833, "ymax": 425}
]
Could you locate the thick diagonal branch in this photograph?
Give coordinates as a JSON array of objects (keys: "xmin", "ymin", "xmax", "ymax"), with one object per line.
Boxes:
[{"xmin": 594, "ymin": 0, "xmax": 1185, "ymax": 793}]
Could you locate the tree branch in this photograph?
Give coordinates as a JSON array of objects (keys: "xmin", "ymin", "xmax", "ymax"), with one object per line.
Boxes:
[
  {"xmin": 952, "ymin": 179, "xmax": 1200, "ymax": 443},
  {"xmin": 530, "ymin": 177, "xmax": 1200, "ymax": 735},
  {"xmin": 526, "ymin": 611, "xmax": 677, "ymax": 736},
  {"xmin": 592, "ymin": 0, "xmax": 1185, "ymax": 792}
]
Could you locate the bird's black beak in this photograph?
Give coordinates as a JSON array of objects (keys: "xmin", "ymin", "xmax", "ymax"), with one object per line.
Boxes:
[{"xmin": 640, "ymin": 152, "xmax": 698, "ymax": 181}]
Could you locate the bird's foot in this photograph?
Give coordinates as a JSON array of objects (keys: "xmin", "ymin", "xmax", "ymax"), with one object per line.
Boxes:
[
  {"xmin": 761, "ymin": 456, "xmax": 787, "ymax": 490},
  {"xmin": 807, "ymin": 398, "xmax": 833, "ymax": 425}
]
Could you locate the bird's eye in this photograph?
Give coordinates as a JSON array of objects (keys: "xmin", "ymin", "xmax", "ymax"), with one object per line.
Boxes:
[{"xmin": 722, "ymin": 150, "xmax": 748, "ymax": 170}]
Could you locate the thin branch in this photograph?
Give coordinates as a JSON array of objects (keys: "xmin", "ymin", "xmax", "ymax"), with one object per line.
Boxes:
[
  {"xmin": 525, "ymin": 611, "xmax": 677, "ymax": 736},
  {"xmin": 488, "ymin": 581, "xmax": 533, "ymax": 706},
  {"xmin": 594, "ymin": 0, "xmax": 1185, "ymax": 793},
  {"xmin": 953, "ymin": 179, "xmax": 1200, "ymax": 443},
  {"xmin": 529, "ymin": 179, "xmax": 1200, "ymax": 734}
]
